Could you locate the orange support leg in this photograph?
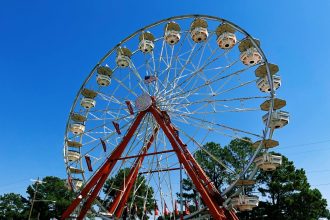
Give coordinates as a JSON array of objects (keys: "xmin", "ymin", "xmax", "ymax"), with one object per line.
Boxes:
[
  {"xmin": 149, "ymin": 106, "xmax": 227, "ymax": 220},
  {"xmin": 61, "ymin": 111, "xmax": 147, "ymax": 220}
]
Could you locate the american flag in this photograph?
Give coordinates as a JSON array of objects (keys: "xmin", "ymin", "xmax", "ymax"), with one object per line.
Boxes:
[
  {"xmin": 174, "ymin": 200, "xmax": 179, "ymax": 215},
  {"xmin": 154, "ymin": 201, "xmax": 159, "ymax": 216},
  {"xmin": 164, "ymin": 201, "xmax": 170, "ymax": 216},
  {"xmin": 144, "ymin": 75, "xmax": 158, "ymax": 83}
]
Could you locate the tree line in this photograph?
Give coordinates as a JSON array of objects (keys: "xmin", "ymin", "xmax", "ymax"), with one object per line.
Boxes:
[
  {"xmin": 178, "ymin": 140, "xmax": 330, "ymax": 220},
  {"xmin": 0, "ymin": 139, "xmax": 329, "ymax": 219}
]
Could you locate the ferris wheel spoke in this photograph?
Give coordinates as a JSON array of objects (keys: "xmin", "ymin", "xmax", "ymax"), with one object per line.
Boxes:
[
  {"xmin": 152, "ymin": 117, "xmax": 206, "ymax": 168},
  {"xmin": 94, "ymin": 107, "xmax": 131, "ymax": 124},
  {"xmin": 216, "ymin": 78, "xmax": 258, "ymax": 96},
  {"xmin": 97, "ymin": 92, "xmax": 128, "ymax": 107},
  {"xmin": 159, "ymin": 66, "xmax": 253, "ymax": 105},
  {"xmin": 197, "ymin": 33, "xmax": 217, "ymax": 69},
  {"xmin": 160, "ymin": 95, "xmax": 268, "ymax": 108},
  {"xmin": 169, "ymin": 107, "xmax": 259, "ymax": 116},
  {"xmin": 160, "ymin": 58, "xmax": 242, "ymax": 103},
  {"xmin": 156, "ymin": 133, "xmax": 176, "ymax": 211},
  {"xmin": 87, "ymin": 112, "xmax": 133, "ymax": 122},
  {"xmin": 171, "ymin": 116, "xmax": 254, "ymax": 145},
  {"xmin": 112, "ymin": 76, "xmax": 139, "ymax": 97},
  {"xmin": 167, "ymin": 95, "xmax": 263, "ymax": 114},
  {"xmin": 176, "ymin": 127, "xmax": 237, "ymax": 175},
  {"xmin": 163, "ymin": 41, "xmax": 238, "ymax": 98},
  {"xmin": 154, "ymin": 133, "xmax": 165, "ymax": 216},
  {"xmin": 156, "ymin": 36, "xmax": 203, "ymax": 97},
  {"xmin": 195, "ymin": 37, "xmax": 246, "ymax": 75},
  {"xmin": 71, "ymin": 116, "xmax": 134, "ymax": 145},
  {"xmin": 106, "ymin": 70, "xmax": 137, "ymax": 98},
  {"xmin": 86, "ymin": 107, "xmax": 127, "ymax": 113},
  {"xmin": 101, "ymin": 116, "xmax": 152, "ymax": 206},
  {"xmin": 128, "ymin": 60, "xmax": 150, "ymax": 93},
  {"xmin": 172, "ymin": 113, "xmax": 262, "ymax": 138},
  {"xmin": 144, "ymin": 52, "xmax": 159, "ymax": 96},
  {"xmin": 155, "ymin": 43, "xmax": 176, "ymax": 96},
  {"xmin": 154, "ymin": 31, "xmax": 189, "ymax": 97},
  {"xmin": 159, "ymin": 32, "xmax": 188, "ymax": 82},
  {"xmin": 153, "ymin": 130, "xmax": 177, "ymax": 210},
  {"xmin": 66, "ymin": 118, "xmax": 139, "ymax": 168}
]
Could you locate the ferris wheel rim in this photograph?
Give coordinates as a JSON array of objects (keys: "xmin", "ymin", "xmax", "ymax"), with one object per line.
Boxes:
[{"xmin": 63, "ymin": 14, "xmax": 277, "ymax": 214}]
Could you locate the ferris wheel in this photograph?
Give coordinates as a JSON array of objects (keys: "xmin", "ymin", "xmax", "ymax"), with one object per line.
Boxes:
[{"xmin": 62, "ymin": 15, "xmax": 289, "ymax": 220}]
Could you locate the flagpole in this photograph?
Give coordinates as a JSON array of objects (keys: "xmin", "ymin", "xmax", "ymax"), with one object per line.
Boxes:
[{"xmin": 180, "ymin": 163, "xmax": 183, "ymax": 220}]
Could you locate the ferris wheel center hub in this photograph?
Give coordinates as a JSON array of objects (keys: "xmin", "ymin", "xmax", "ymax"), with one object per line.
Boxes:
[{"xmin": 135, "ymin": 93, "xmax": 152, "ymax": 111}]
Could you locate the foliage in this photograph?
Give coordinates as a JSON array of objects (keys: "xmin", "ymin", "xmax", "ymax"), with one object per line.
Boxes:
[
  {"xmin": 178, "ymin": 139, "xmax": 254, "ymax": 203},
  {"xmin": 0, "ymin": 193, "xmax": 29, "ymax": 220},
  {"xmin": 253, "ymin": 154, "xmax": 330, "ymax": 220},
  {"xmin": 103, "ymin": 168, "xmax": 154, "ymax": 219},
  {"xmin": 177, "ymin": 139, "xmax": 330, "ymax": 220},
  {"xmin": 223, "ymin": 138, "xmax": 254, "ymax": 181},
  {"xmin": 26, "ymin": 176, "xmax": 75, "ymax": 219}
]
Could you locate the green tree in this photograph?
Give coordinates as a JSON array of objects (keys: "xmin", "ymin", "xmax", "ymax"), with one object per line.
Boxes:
[
  {"xmin": 103, "ymin": 168, "xmax": 154, "ymax": 219},
  {"xmin": 0, "ymin": 193, "xmax": 29, "ymax": 220},
  {"xmin": 223, "ymin": 138, "xmax": 254, "ymax": 182},
  {"xmin": 255, "ymin": 154, "xmax": 330, "ymax": 220},
  {"xmin": 26, "ymin": 176, "xmax": 75, "ymax": 219},
  {"xmin": 177, "ymin": 140, "xmax": 330, "ymax": 220},
  {"xmin": 194, "ymin": 142, "xmax": 230, "ymax": 190},
  {"xmin": 178, "ymin": 139, "xmax": 254, "ymax": 204}
]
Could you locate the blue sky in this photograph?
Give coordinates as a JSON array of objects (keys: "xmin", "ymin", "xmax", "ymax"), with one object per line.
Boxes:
[{"xmin": 1, "ymin": 0, "xmax": 330, "ymax": 208}]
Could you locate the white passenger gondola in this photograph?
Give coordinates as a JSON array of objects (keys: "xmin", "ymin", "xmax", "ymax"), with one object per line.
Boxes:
[
  {"xmin": 263, "ymin": 110, "xmax": 289, "ymax": 129},
  {"xmin": 239, "ymin": 39, "xmax": 262, "ymax": 66},
  {"xmin": 67, "ymin": 150, "xmax": 80, "ymax": 162},
  {"xmin": 139, "ymin": 32, "xmax": 155, "ymax": 53},
  {"xmin": 257, "ymin": 75, "xmax": 281, "ymax": 92},
  {"xmin": 73, "ymin": 178, "xmax": 83, "ymax": 190},
  {"xmin": 116, "ymin": 47, "xmax": 132, "ymax": 68},
  {"xmin": 230, "ymin": 195, "xmax": 259, "ymax": 211},
  {"xmin": 164, "ymin": 22, "xmax": 181, "ymax": 45},
  {"xmin": 70, "ymin": 123, "xmax": 85, "ymax": 135},
  {"xmin": 190, "ymin": 18, "xmax": 208, "ymax": 43},
  {"xmin": 80, "ymin": 88, "xmax": 97, "ymax": 109},
  {"xmin": 96, "ymin": 65, "xmax": 112, "ymax": 86},
  {"xmin": 81, "ymin": 98, "xmax": 96, "ymax": 109},
  {"xmin": 69, "ymin": 167, "xmax": 84, "ymax": 174},
  {"xmin": 216, "ymin": 23, "xmax": 237, "ymax": 49},
  {"xmin": 255, "ymin": 153, "xmax": 282, "ymax": 171}
]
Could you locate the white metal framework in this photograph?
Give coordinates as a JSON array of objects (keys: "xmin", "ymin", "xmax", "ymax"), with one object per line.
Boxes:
[{"xmin": 63, "ymin": 15, "xmax": 288, "ymax": 218}]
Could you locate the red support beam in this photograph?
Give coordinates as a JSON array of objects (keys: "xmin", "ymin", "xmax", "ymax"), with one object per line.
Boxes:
[
  {"xmin": 150, "ymin": 107, "xmax": 239, "ymax": 220},
  {"xmin": 149, "ymin": 106, "xmax": 227, "ymax": 220},
  {"xmin": 167, "ymin": 123, "xmax": 221, "ymax": 200},
  {"xmin": 61, "ymin": 111, "xmax": 147, "ymax": 220},
  {"xmin": 107, "ymin": 127, "xmax": 159, "ymax": 217},
  {"xmin": 77, "ymin": 174, "xmax": 108, "ymax": 219},
  {"xmin": 163, "ymin": 114, "xmax": 238, "ymax": 220},
  {"xmin": 63, "ymin": 101, "xmax": 239, "ymax": 220}
]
